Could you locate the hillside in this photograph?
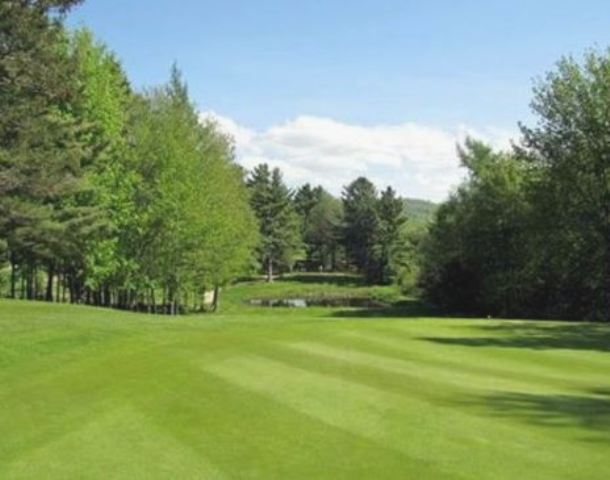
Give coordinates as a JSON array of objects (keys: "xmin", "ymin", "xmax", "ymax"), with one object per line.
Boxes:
[{"xmin": 404, "ymin": 197, "xmax": 437, "ymax": 223}]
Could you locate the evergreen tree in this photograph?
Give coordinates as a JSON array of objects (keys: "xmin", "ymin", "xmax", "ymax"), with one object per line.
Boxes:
[
  {"xmin": 376, "ymin": 186, "xmax": 407, "ymax": 284},
  {"xmin": 342, "ymin": 177, "xmax": 380, "ymax": 283},
  {"xmin": 294, "ymin": 184, "xmax": 321, "ymax": 219},
  {"xmin": 303, "ymin": 189, "xmax": 343, "ymax": 271},
  {"xmin": 247, "ymin": 164, "xmax": 301, "ymax": 281},
  {"xmin": 0, "ymin": 0, "xmax": 95, "ymax": 300}
]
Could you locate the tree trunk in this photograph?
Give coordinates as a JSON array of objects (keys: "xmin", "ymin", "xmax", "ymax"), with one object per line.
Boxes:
[
  {"xmin": 26, "ymin": 269, "xmax": 33, "ymax": 300},
  {"xmin": 34, "ymin": 267, "xmax": 40, "ymax": 300},
  {"xmin": 212, "ymin": 284, "xmax": 220, "ymax": 312},
  {"xmin": 267, "ymin": 258, "xmax": 274, "ymax": 283},
  {"xmin": 599, "ymin": 200, "xmax": 610, "ymax": 321},
  {"xmin": 45, "ymin": 264, "xmax": 54, "ymax": 302},
  {"xmin": 55, "ymin": 272, "xmax": 61, "ymax": 303},
  {"xmin": 68, "ymin": 275, "xmax": 74, "ymax": 304},
  {"xmin": 10, "ymin": 255, "xmax": 16, "ymax": 299}
]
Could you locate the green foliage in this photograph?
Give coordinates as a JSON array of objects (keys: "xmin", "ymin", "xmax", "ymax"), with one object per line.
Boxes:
[
  {"xmin": 293, "ymin": 183, "xmax": 322, "ymax": 219},
  {"xmin": 342, "ymin": 177, "xmax": 380, "ymax": 281},
  {"xmin": 403, "ymin": 198, "xmax": 437, "ymax": 224},
  {"xmin": 247, "ymin": 164, "xmax": 302, "ymax": 281},
  {"xmin": 342, "ymin": 178, "xmax": 410, "ymax": 284},
  {"xmin": 395, "ymin": 219, "xmax": 428, "ymax": 294},
  {"xmin": 293, "ymin": 184, "xmax": 344, "ymax": 271},
  {"xmin": 519, "ymin": 50, "xmax": 610, "ymax": 320},
  {"xmin": 421, "ymin": 50, "xmax": 610, "ymax": 321},
  {"xmin": 376, "ymin": 186, "xmax": 408, "ymax": 284},
  {"xmin": 304, "ymin": 190, "xmax": 344, "ymax": 270},
  {"xmin": 0, "ymin": 0, "xmax": 99, "ymax": 301},
  {"xmin": 67, "ymin": 28, "xmax": 133, "ymax": 295},
  {"xmin": 116, "ymin": 68, "xmax": 258, "ymax": 311},
  {"xmin": 0, "ymin": 7, "xmax": 259, "ymax": 313},
  {"xmin": 419, "ymin": 139, "xmax": 530, "ymax": 315}
]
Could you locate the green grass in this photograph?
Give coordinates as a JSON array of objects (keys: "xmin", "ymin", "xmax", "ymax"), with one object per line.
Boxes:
[
  {"xmin": 228, "ymin": 273, "xmax": 403, "ymax": 303},
  {"xmin": 1, "ymin": 275, "xmax": 609, "ymax": 479}
]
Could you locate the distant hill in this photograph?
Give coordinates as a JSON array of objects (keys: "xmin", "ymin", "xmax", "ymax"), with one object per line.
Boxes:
[{"xmin": 403, "ymin": 198, "xmax": 437, "ymax": 223}]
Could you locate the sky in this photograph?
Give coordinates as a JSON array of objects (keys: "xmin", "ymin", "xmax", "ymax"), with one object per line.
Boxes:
[{"xmin": 68, "ymin": 0, "xmax": 610, "ymax": 201}]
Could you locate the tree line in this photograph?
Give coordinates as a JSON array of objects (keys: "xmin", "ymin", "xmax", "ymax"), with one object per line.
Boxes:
[
  {"xmin": 0, "ymin": 1, "xmax": 417, "ymax": 313},
  {"xmin": 246, "ymin": 168, "xmax": 412, "ymax": 286},
  {"xmin": 419, "ymin": 50, "xmax": 610, "ymax": 321},
  {"xmin": 15, "ymin": 1, "xmax": 608, "ymax": 322},
  {"xmin": 0, "ymin": 1, "xmax": 257, "ymax": 313}
]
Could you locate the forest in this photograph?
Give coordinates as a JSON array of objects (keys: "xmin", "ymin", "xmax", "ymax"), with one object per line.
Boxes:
[{"xmin": 3, "ymin": 1, "xmax": 610, "ymax": 321}]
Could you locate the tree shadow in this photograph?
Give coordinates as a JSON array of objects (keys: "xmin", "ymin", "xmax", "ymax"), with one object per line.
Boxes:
[
  {"xmin": 330, "ymin": 299, "xmax": 444, "ymax": 319},
  {"xmin": 422, "ymin": 322, "xmax": 610, "ymax": 353},
  {"xmin": 458, "ymin": 389, "xmax": 610, "ymax": 442}
]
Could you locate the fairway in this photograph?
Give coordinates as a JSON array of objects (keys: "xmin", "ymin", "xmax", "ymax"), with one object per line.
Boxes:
[{"xmin": 1, "ymin": 280, "xmax": 609, "ymax": 479}]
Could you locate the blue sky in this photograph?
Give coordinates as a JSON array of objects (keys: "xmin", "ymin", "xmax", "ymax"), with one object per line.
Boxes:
[{"xmin": 68, "ymin": 0, "xmax": 610, "ymax": 200}]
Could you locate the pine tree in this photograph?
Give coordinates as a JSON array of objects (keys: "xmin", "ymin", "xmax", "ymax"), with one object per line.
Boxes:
[
  {"xmin": 342, "ymin": 177, "xmax": 380, "ymax": 283},
  {"xmin": 247, "ymin": 165, "xmax": 302, "ymax": 281},
  {"xmin": 0, "ymin": 0, "xmax": 95, "ymax": 300},
  {"xmin": 305, "ymin": 189, "xmax": 344, "ymax": 271},
  {"xmin": 376, "ymin": 186, "xmax": 407, "ymax": 284}
]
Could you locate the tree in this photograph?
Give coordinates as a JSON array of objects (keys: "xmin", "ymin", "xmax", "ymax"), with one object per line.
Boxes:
[
  {"xmin": 417, "ymin": 51, "xmax": 610, "ymax": 321},
  {"xmin": 0, "ymin": 6, "xmax": 258, "ymax": 313},
  {"xmin": 304, "ymin": 189, "xmax": 344, "ymax": 271},
  {"xmin": 418, "ymin": 138, "xmax": 529, "ymax": 316},
  {"xmin": 67, "ymin": 28, "xmax": 134, "ymax": 305},
  {"xmin": 0, "ymin": 0, "xmax": 96, "ymax": 301},
  {"xmin": 376, "ymin": 186, "xmax": 407, "ymax": 284},
  {"xmin": 519, "ymin": 50, "xmax": 610, "ymax": 320},
  {"xmin": 247, "ymin": 164, "xmax": 302, "ymax": 281},
  {"xmin": 294, "ymin": 183, "xmax": 321, "ymax": 219},
  {"xmin": 342, "ymin": 177, "xmax": 380, "ymax": 282},
  {"xmin": 294, "ymin": 184, "xmax": 344, "ymax": 270},
  {"xmin": 183, "ymin": 119, "xmax": 258, "ymax": 312}
]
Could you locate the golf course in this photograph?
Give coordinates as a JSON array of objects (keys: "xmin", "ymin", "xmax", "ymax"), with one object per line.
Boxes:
[
  {"xmin": 1, "ymin": 275, "xmax": 608, "ymax": 479},
  {"xmin": 6, "ymin": 1, "xmax": 610, "ymax": 478}
]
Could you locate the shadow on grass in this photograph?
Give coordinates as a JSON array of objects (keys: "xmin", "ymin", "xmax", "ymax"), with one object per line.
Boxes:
[
  {"xmin": 459, "ymin": 389, "xmax": 610, "ymax": 441},
  {"xmin": 330, "ymin": 299, "xmax": 443, "ymax": 319},
  {"xmin": 422, "ymin": 322, "xmax": 610, "ymax": 352}
]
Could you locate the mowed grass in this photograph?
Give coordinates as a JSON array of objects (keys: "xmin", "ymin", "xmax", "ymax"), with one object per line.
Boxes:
[{"xmin": 1, "ymin": 277, "xmax": 610, "ymax": 479}]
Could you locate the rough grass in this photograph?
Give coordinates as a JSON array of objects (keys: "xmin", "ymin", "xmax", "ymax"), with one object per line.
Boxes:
[{"xmin": 1, "ymin": 275, "xmax": 609, "ymax": 479}]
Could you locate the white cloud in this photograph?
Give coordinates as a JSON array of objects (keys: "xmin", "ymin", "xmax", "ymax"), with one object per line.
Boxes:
[{"xmin": 201, "ymin": 112, "xmax": 516, "ymax": 202}]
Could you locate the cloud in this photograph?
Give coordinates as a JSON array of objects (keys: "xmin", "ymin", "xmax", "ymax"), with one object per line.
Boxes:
[{"xmin": 201, "ymin": 112, "xmax": 516, "ymax": 202}]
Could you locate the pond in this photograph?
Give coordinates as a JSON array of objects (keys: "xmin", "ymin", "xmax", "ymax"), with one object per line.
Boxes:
[{"xmin": 247, "ymin": 297, "xmax": 389, "ymax": 308}]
